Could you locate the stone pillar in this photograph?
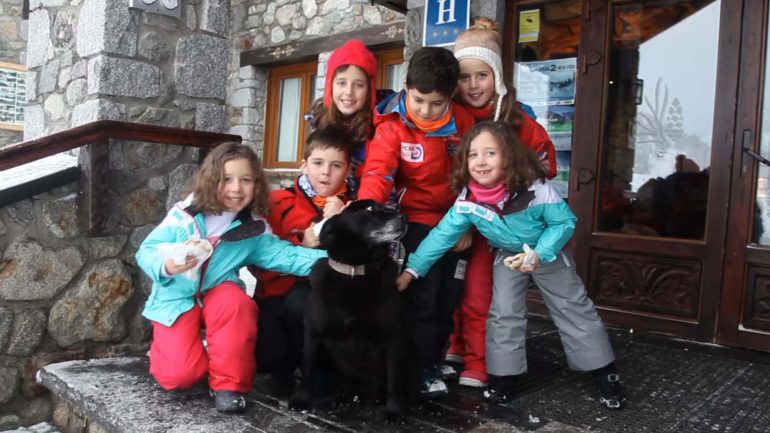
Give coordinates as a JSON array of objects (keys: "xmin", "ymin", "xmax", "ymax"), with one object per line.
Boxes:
[{"xmin": 24, "ymin": 0, "xmax": 229, "ymax": 141}]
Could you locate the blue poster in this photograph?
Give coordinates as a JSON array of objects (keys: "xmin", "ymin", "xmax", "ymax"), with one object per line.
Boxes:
[{"xmin": 423, "ymin": 0, "xmax": 470, "ymax": 47}]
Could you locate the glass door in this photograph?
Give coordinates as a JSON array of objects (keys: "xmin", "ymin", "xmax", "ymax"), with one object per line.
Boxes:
[
  {"xmin": 718, "ymin": 0, "xmax": 770, "ymax": 351},
  {"xmin": 555, "ymin": 0, "xmax": 735, "ymax": 340}
]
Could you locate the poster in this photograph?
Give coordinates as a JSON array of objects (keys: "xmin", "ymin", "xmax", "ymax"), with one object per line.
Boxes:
[
  {"xmin": 0, "ymin": 66, "xmax": 25, "ymax": 125},
  {"xmin": 518, "ymin": 10, "xmax": 540, "ymax": 43},
  {"xmin": 514, "ymin": 58, "xmax": 577, "ymax": 106},
  {"xmin": 532, "ymin": 105, "xmax": 574, "ymax": 133}
]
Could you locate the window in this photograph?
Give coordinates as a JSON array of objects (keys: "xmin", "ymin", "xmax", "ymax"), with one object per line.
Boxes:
[
  {"xmin": 0, "ymin": 62, "xmax": 26, "ymax": 131},
  {"xmin": 263, "ymin": 47, "xmax": 404, "ymax": 169},
  {"xmin": 376, "ymin": 48, "xmax": 406, "ymax": 92},
  {"xmin": 264, "ymin": 62, "xmax": 317, "ymax": 169}
]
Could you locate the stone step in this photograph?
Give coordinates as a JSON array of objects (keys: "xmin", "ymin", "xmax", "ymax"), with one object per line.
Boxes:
[
  {"xmin": 37, "ymin": 357, "xmax": 336, "ymax": 433},
  {"xmin": 36, "ymin": 357, "xmax": 559, "ymax": 433}
]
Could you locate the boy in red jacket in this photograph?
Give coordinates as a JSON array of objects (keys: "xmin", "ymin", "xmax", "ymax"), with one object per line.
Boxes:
[
  {"xmin": 253, "ymin": 126, "xmax": 358, "ymax": 393},
  {"xmin": 357, "ymin": 47, "xmax": 475, "ymax": 399}
]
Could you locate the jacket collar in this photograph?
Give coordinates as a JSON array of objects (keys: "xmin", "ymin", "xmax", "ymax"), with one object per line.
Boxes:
[
  {"xmin": 458, "ymin": 186, "xmax": 534, "ymax": 215},
  {"xmin": 377, "ymin": 89, "xmax": 459, "ymax": 137}
]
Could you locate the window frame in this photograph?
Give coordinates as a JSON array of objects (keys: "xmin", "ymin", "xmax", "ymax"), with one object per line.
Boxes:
[
  {"xmin": 263, "ymin": 62, "xmax": 317, "ymax": 169},
  {"xmin": 375, "ymin": 47, "xmax": 405, "ymax": 90}
]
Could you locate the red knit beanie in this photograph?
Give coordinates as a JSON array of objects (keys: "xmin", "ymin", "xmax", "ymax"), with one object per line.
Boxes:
[{"xmin": 323, "ymin": 39, "xmax": 378, "ymax": 109}]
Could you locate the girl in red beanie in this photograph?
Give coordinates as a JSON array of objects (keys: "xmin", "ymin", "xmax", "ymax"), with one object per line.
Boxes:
[{"xmin": 309, "ymin": 39, "xmax": 379, "ymax": 192}]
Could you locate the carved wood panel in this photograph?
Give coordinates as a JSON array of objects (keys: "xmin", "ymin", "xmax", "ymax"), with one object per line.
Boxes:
[
  {"xmin": 743, "ymin": 267, "xmax": 770, "ymax": 332},
  {"xmin": 590, "ymin": 251, "xmax": 701, "ymax": 318}
]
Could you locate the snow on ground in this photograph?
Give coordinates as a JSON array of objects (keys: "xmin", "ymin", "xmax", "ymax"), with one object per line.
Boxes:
[{"xmin": 0, "ymin": 153, "xmax": 78, "ymax": 190}]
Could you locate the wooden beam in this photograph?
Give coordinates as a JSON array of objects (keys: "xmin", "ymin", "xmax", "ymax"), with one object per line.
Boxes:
[
  {"xmin": 240, "ymin": 23, "xmax": 405, "ymax": 67},
  {"xmin": 0, "ymin": 120, "xmax": 242, "ymax": 235},
  {"xmin": 0, "ymin": 120, "xmax": 242, "ymax": 171},
  {"xmin": 78, "ymin": 140, "xmax": 110, "ymax": 234}
]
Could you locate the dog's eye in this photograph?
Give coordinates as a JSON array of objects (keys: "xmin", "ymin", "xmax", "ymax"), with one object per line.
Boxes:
[{"xmin": 366, "ymin": 206, "xmax": 373, "ymax": 211}]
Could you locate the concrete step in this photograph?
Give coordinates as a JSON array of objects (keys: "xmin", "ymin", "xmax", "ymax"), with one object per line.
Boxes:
[{"xmin": 36, "ymin": 356, "xmax": 581, "ymax": 433}]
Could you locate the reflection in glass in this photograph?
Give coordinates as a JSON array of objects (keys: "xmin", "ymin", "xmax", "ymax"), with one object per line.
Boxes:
[
  {"xmin": 277, "ymin": 77, "xmax": 300, "ymax": 162},
  {"xmin": 513, "ymin": 0, "xmax": 581, "ymax": 199},
  {"xmin": 598, "ymin": 0, "xmax": 719, "ymax": 239},
  {"xmin": 386, "ymin": 63, "xmax": 406, "ymax": 92},
  {"xmin": 753, "ymin": 8, "xmax": 770, "ymax": 244}
]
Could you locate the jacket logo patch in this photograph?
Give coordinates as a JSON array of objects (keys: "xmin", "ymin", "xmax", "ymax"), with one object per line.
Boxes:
[
  {"xmin": 455, "ymin": 202, "xmax": 495, "ymax": 221},
  {"xmin": 400, "ymin": 143, "xmax": 424, "ymax": 162}
]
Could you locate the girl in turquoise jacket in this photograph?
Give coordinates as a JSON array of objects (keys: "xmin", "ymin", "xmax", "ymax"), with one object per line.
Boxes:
[
  {"xmin": 136, "ymin": 143, "xmax": 326, "ymax": 413},
  {"xmin": 396, "ymin": 121, "xmax": 625, "ymax": 410}
]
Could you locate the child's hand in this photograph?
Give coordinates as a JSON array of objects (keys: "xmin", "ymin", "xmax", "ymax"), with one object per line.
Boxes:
[
  {"xmin": 164, "ymin": 255, "xmax": 198, "ymax": 276},
  {"xmin": 451, "ymin": 230, "xmax": 473, "ymax": 252},
  {"xmin": 396, "ymin": 272, "xmax": 414, "ymax": 291},
  {"xmin": 323, "ymin": 196, "xmax": 345, "ymax": 219},
  {"xmin": 302, "ymin": 224, "xmax": 321, "ymax": 248},
  {"xmin": 518, "ymin": 250, "xmax": 540, "ymax": 273}
]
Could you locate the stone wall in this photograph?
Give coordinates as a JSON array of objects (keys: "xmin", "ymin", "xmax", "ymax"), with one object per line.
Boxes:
[
  {"xmin": 0, "ymin": 0, "xmax": 27, "ymax": 148},
  {"xmin": 1, "ymin": 0, "xmax": 233, "ymax": 428},
  {"xmin": 0, "ymin": 141, "xmax": 200, "ymax": 429}
]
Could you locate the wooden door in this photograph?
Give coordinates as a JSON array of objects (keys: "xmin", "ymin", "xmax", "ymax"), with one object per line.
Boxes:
[
  {"xmin": 718, "ymin": 0, "xmax": 770, "ymax": 351},
  {"xmin": 543, "ymin": 0, "xmax": 738, "ymax": 341}
]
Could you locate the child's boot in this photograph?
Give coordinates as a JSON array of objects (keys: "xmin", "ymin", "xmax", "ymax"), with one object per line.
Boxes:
[
  {"xmin": 482, "ymin": 374, "xmax": 517, "ymax": 403},
  {"xmin": 211, "ymin": 390, "xmax": 247, "ymax": 413},
  {"xmin": 591, "ymin": 362, "xmax": 626, "ymax": 410},
  {"xmin": 419, "ymin": 367, "xmax": 449, "ymax": 399},
  {"xmin": 458, "ymin": 369, "xmax": 488, "ymax": 388}
]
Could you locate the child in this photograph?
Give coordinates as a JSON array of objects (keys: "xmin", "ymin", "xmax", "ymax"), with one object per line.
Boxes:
[
  {"xmin": 396, "ymin": 121, "xmax": 625, "ymax": 410},
  {"xmin": 308, "ymin": 39, "xmax": 379, "ymax": 192},
  {"xmin": 135, "ymin": 142, "xmax": 327, "ymax": 413},
  {"xmin": 454, "ymin": 17, "xmax": 556, "ymax": 176},
  {"xmin": 253, "ymin": 126, "xmax": 357, "ymax": 393},
  {"xmin": 445, "ymin": 17, "xmax": 559, "ymax": 388},
  {"xmin": 357, "ymin": 46, "xmax": 475, "ymax": 398}
]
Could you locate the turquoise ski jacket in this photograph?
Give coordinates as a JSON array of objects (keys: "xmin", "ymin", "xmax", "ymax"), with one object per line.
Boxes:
[
  {"xmin": 136, "ymin": 195, "xmax": 327, "ymax": 326},
  {"xmin": 406, "ymin": 180, "xmax": 576, "ymax": 277}
]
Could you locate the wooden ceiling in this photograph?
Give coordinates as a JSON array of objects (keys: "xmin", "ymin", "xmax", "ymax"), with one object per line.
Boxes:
[{"xmin": 371, "ymin": 0, "xmax": 407, "ymax": 14}]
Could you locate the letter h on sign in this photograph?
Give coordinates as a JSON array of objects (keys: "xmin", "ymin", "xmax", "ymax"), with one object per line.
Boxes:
[{"xmin": 423, "ymin": 0, "xmax": 470, "ymax": 47}]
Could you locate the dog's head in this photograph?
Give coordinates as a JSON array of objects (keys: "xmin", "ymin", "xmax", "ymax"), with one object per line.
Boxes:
[{"xmin": 319, "ymin": 200, "xmax": 407, "ymax": 265}]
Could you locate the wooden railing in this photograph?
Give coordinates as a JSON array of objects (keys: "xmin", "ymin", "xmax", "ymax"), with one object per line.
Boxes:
[{"xmin": 0, "ymin": 120, "xmax": 242, "ymax": 233}]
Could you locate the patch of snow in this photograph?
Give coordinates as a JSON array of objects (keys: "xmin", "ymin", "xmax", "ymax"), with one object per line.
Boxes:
[{"xmin": 0, "ymin": 153, "xmax": 79, "ymax": 190}]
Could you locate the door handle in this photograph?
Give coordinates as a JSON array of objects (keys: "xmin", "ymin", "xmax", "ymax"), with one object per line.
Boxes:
[
  {"xmin": 573, "ymin": 167, "xmax": 596, "ymax": 191},
  {"xmin": 741, "ymin": 129, "xmax": 768, "ymax": 178},
  {"xmin": 744, "ymin": 148, "xmax": 770, "ymax": 166}
]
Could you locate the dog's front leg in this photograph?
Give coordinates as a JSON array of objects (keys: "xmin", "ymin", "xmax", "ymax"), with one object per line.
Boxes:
[
  {"xmin": 384, "ymin": 340, "xmax": 406, "ymax": 424},
  {"xmin": 289, "ymin": 329, "xmax": 322, "ymax": 411}
]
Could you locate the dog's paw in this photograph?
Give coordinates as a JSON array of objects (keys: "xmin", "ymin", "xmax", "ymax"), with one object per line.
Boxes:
[
  {"xmin": 426, "ymin": 404, "xmax": 445, "ymax": 417},
  {"xmin": 384, "ymin": 410, "xmax": 404, "ymax": 425},
  {"xmin": 333, "ymin": 392, "xmax": 361, "ymax": 408},
  {"xmin": 288, "ymin": 396, "xmax": 311, "ymax": 412}
]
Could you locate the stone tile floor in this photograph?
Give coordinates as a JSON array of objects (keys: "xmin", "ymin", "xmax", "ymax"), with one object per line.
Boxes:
[{"xmin": 29, "ymin": 317, "xmax": 770, "ymax": 433}]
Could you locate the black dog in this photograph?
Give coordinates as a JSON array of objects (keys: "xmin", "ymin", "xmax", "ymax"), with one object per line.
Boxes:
[{"xmin": 290, "ymin": 200, "xmax": 411, "ymax": 422}]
